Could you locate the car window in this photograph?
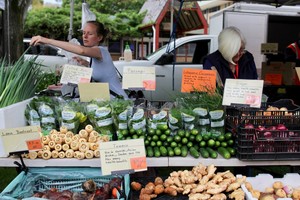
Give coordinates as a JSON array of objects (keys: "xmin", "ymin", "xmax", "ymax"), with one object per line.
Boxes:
[
  {"xmin": 176, "ymin": 40, "xmax": 210, "ymax": 64},
  {"xmin": 24, "ymin": 41, "xmax": 61, "ymax": 56}
]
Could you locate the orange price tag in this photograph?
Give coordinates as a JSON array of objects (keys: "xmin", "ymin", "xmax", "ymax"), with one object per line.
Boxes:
[
  {"xmin": 181, "ymin": 69, "xmax": 216, "ymax": 93},
  {"xmin": 26, "ymin": 139, "xmax": 43, "ymax": 151},
  {"xmin": 130, "ymin": 156, "xmax": 147, "ymax": 170},
  {"xmin": 143, "ymin": 80, "xmax": 156, "ymax": 90}
]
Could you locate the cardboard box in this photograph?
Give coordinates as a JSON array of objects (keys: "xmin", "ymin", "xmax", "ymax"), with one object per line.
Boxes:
[
  {"xmin": 261, "ymin": 62, "xmax": 296, "ymax": 85},
  {"xmin": 241, "ymin": 173, "xmax": 300, "ymax": 200},
  {"xmin": 0, "ymin": 98, "xmax": 32, "ymax": 130}
]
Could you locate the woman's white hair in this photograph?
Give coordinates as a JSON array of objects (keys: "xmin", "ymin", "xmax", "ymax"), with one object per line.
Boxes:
[{"xmin": 218, "ymin": 26, "xmax": 246, "ymax": 64}]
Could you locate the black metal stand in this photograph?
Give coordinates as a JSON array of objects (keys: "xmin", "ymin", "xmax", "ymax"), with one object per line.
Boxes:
[{"xmin": 9, "ymin": 150, "xmax": 29, "ymax": 174}]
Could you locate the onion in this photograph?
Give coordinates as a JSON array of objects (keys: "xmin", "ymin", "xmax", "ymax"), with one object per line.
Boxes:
[
  {"xmin": 245, "ymin": 123, "xmax": 254, "ymax": 129},
  {"xmin": 277, "ymin": 124, "xmax": 287, "ymax": 130},
  {"xmin": 256, "ymin": 125, "xmax": 266, "ymax": 131},
  {"xmin": 263, "ymin": 131, "xmax": 272, "ymax": 139},
  {"xmin": 267, "ymin": 126, "xmax": 277, "ymax": 131},
  {"xmin": 289, "ymin": 131, "xmax": 296, "ymax": 136}
]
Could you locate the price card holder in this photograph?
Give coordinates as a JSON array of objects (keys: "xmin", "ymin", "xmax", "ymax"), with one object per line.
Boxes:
[
  {"xmin": 222, "ymin": 79, "xmax": 264, "ymax": 108},
  {"xmin": 99, "ymin": 139, "xmax": 147, "ymax": 176},
  {"xmin": 0, "ymin": 126, "xmax": 41, "ymax": 157},
  {"xmin": 122, "ymin": 66, "xmax": 156, "ymax": 90}
]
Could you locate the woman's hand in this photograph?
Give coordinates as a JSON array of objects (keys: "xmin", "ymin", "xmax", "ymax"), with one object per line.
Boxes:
[
  {"xmin": 30, "ymin": 36, "xmax": 48, "ymax": 46},
  {"xmin": 72, "ymin": 56, "xmax": 90, "ymax": 67}
]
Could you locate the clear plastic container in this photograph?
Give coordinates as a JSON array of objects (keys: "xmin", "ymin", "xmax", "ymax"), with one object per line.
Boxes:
[{"xmin": 124, "ymin": 44, "xmax": 132, "ymax": 62}]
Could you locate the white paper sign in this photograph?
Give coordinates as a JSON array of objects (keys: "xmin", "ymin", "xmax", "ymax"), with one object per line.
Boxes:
[
  {"xmin": 222, "ymin": 79, "xmax": 264, "ymax": 108},
  {"xmin": 60, "ymin": 64, "xmax": 93, "ymax": 84},
  {"xmin": 122, "ymin": 66, "xmax": 156, "ymax": 90},
  {"xmin": 0, "ymin": 126, "xmax": 41, "ymax": 157},
  {"xmin": 99, "ymin": 139, "xmax": 147, "ymax": 175}
]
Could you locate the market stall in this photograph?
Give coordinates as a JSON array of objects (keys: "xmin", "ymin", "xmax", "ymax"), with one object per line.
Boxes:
[{"xmin": 1, "ymin": 56, "xmax": 300, "ymax": 200}]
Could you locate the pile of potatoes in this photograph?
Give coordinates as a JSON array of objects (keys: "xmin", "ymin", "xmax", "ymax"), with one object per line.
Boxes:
[{"xmin": 245, "ymin": 180, "xmax": 300, "ymax": 200}]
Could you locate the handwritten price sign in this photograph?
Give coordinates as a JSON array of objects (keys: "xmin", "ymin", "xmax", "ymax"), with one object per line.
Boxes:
[{"xmin": 99, "ymin": 139, "xmax": 147, "ymax": 175}]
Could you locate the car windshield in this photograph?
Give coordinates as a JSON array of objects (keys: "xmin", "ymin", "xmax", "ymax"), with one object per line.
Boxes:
[
  {"xmin": 146, "ymin": 39, "xmax": 178, "ymax": 61},
  {"xmin": 146, "ymin": 44, "xmax": 168, "ymax": 60}
]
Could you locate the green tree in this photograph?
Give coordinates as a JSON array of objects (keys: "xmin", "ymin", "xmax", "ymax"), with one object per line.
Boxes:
[
  {"xmin": 2, "ymin": 0, "xmax": 32, "ymax": 62},
  {"xmin": 25, "ymin": 0, "xmax": 146, "ymax": 41}
]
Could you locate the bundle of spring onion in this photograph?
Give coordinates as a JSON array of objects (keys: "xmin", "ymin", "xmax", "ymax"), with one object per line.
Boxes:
[{"xmin": 0, "ymin": 55, "xmax": 44, "ymax": 108}]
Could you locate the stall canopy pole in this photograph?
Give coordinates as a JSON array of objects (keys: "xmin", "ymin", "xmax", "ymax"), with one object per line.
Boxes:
[{"xmin": 68, "ymin": 0, "xmax": 74, "ymax": 41}]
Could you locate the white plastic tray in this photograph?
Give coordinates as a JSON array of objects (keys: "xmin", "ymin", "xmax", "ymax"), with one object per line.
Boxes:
[{"xmin": 241, "ymin": 173, "xmax": 300, "ymax": 200}]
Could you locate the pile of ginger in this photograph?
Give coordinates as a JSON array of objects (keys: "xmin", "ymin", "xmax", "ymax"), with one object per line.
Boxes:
[{"xmin": 131, "ymin": 163, "xmax": 246, "ymax": 200}]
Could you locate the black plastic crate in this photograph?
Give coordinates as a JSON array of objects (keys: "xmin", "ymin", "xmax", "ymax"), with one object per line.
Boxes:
[
  {"xmin": 236, "ymin": 127, "xmax": 300, "ymax": 160},
  {"xmin": 226, "ymin": 99, "xmax": 300, "ymax": 134}
]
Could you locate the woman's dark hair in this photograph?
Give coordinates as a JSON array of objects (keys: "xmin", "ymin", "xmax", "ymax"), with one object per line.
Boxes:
[{"xmin": 86, "ymin": 21, "xmax": 109, "ymax": 42}]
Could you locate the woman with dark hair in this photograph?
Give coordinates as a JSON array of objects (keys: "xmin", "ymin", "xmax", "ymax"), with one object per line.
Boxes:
[{"xmin": 30, "ymin": 21, "xmax": 127, "ymax": 98}]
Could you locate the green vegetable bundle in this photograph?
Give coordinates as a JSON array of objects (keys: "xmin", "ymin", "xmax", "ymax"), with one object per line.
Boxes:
[
  {"xmin": 55, "ymin": 98, "xmax": 82, "ymax": 134},
  {"xmin": 0, "ymin": 55, "xmax": 44, "ymax": 108},
  {"xmin": 86, "ymin": 100, "xmax": 115, "ymax": 138},
  {"xmin": 34, "ymin": 96, "xmax": 57, "ymax": 134},
  {"xmin": 24, "ymin": 97, "xmax": 41, "ymax": 127}
]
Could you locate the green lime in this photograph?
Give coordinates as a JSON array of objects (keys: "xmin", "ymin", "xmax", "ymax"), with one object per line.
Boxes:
[
  {"xmin": 167, "ymin": 136, "xmax": 173, "ymax": 143},
  {"xmin": 202, "ymin": 134, "xmax": 210, "ymax": 141},
  {"xmin": 199, "ymin": 140, "xmax": 206, "ymax": 147},
  {"xmin": 207, "ymin": 139, "xmax": 215, "ymax": 147},
  {"xmin": 156, "ymin": 129, "xmax": 162, "ymax": 135},
  {"xmin": 225, "ymin": 132, "xmax": 233, "ymax": 140},
  {"xmin": 157, "ymin": 124, "xmax": 168, "ymax": 131},
  {"xmin": 148, "ymin": 128, "xmax": 155, "ymax": 136},
  {"xmin": 189, "ymin": 135, "xmax": 195, "ymax": 142},
  {"xmin": 185, "ymin": 130, "xmax": 191, "ymax": 138},
  {"xmin": 221, "ymin": 142, "xmax": 228, "ymax": 147},
  {"xmin": 174, "ymin": 135, "xmax": 181, "ymax": 142},
  {"xmin": 164, "ymin": 129, "xmax": 171, "ymax": 136},
  {"xmin": 132, "ymin": 134, "xmax": 138, "ymax": 139},
  {"xmin": 160, "ymin": 134, "xmax": 167, "ymax": 141},
  {"xmin": 170, "ymin": 141, "xmax": 177, "ymax": 148},
  {"xmin": 227, "ymin": 139, "xmax": 234, "ymax": 146},
  {"xmin": 136, "ymin": 129, "xmax": 144, "ymax": 136},
  {"xmin": 177, "ymin": 129, "xmax": 185, "ymax": 137},
  {"xmin": 152, "ymin": 135, "xmax": 159, "ymax": 141},
  {"xmin": 217, "ymin": 134, "xmax": 225, "ymax": 142},
  {"xmin": 191, "ymin": 129, "xmax": 199, "ymax": 135},
  {"xmin": 129, "ymin": 128, "xmax": 135, "ymax": 135},
  {"xmin": 121, "ymin": 129, "xmax": 129, "ymax": 136},
  {"xmin": 215, "ymin": 141, "xmax": 221, "ymax": 148},
  {"xmin": 156, "ymin": 141, "xmax": 163, "ymax": 147},
  {"xmin": 195, "ymin": 134, "xmax": 203, "ymax": 142},
  {"xmin": 174, "ymin": 147, "xmax": 181, "ymax": 156},
  {"xmin": 187, "ymin": 141, "xmax": 194, "ymax": 148},
  {"xmin": 144, "ymin": 139, "xmax": 150, "ymax": 146},
  {"xmin": 181, "ymin": 137, "xmax": 188, "ymax": 144},
  {"xmin": 150, "ymin": 141, "xmax": 156, "ymax": 147}
]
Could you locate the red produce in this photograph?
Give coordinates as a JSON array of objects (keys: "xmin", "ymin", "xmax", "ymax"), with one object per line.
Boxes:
[{"xmin": 277, "ymin": 124, "xmax": 287, "ymax": 130}]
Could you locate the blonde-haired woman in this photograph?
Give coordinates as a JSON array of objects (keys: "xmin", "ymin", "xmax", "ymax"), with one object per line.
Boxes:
[{"xmin": 203, "ymin": 26, "xmax": 258, "ymax": 85}]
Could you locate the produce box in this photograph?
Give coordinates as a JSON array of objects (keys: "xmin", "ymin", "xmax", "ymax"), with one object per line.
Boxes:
[
  {"xmin": 241, "ymin": 173, "xmax": 300, "ymax": 200},
  {"xmin": 226, "ymin": 99, "xmax": 300, "ymax": 160},
  {"xmin": 0, "ymin": 167, "xmax": 130, "ymax": 200},
  {"xmin": 0, "ymin": 98, "xmax": 32, "ymax": 130}
]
